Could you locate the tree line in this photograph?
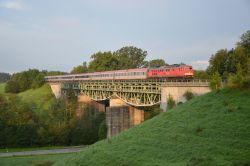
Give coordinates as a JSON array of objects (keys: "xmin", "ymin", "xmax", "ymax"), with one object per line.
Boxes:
[
  {"xmin": 0, "ymin": 73, "xmax": 11, "ymax": 83},
  {"xmin": 0, "ymin": 89, "xmax": 106, "ymax": 148},
  {"xmin": 208, "ymin": 30, "xmax": 250, "ymax": 89},
  {"xmin": 71, "ymin": 46, "xmax": 167, "ymax": 74},
  {"xmin": 5, "ymin": 70, "xmax": 66, "ymax": 93}
]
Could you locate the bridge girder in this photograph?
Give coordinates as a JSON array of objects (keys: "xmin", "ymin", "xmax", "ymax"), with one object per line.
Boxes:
[{"xmin": 62, "ymin": 80, "xmax": 161, "ymax": 107}]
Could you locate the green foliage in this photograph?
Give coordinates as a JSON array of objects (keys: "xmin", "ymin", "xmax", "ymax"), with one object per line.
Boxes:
[
  {"xmin": 183, "ymin": 91, "xmax": 194, "ymax": 101},
  {"xmin": 207, "ymin": 30, "xmax": 250, "ymax": 88},
  {"xmin": 5, "ymin": 69, "xmax": 45, "ymax": 93},
  {"xmin": 144, "ymin": 105, "xmax": 162, "ymax": 120},
  {"xmin": 98, "ymin": 120, "xmax": 107, "ymax": 140},
  {"xmin": 115, "ymin": 46, "xmax": 147, "ymax": 69},
  {"xmin": 194, "ymin": 70, "xmax": 210, "ymax": 80},
  {"xmin": 71, "ymin": 62, "xmax": 88, "ymax": 74},
  {"xmin": 45, "ymin": 71, "xmax": 66, "ymax": 76},
  {"xmin": 0, "ymin": 83, "xmax": 6, "ymax": 94},
  {"xmin": 167, "ymin": 94, "xmax": 176, "ymax": 109},
  {"xmin": 238, "ymin": 30, "xmax": 250, "ymax": 52},
  {"xmin": 88, "ymin": 51, "xmax": 120, "ymax": 72},
  {"xmin": 49, "ymin": 89, "xmax": 250, "ymax": 166},
  {"xmin": 32, "ymin": 73, "xmax": 45, "ymax": 89},
  {"xmin": 145, "ymin": 59, "xmax": 167, "ymax": 67},
  {"xmin": 0, "ymin": 85, "xmax": 106, "ymax": 148},
  {"xmin": 210, "ymin": 71, "xmax": 222, "ymax": 90},
  {"xmin": 207, "ymin": 49, "xmax": 228, "ymax": 76},
  {"xmin": 228, "ymin": 64, "xmax": 244, "ymax": 88},
  {"xmin": 0, "ymin": 72, "xmax": 11, "ymax": 83}
]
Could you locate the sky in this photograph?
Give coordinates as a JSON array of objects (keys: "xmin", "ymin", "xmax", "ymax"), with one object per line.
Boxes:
[{"xmin": 0, "ymin": 0, "xmax": 250, "ymax": 73}]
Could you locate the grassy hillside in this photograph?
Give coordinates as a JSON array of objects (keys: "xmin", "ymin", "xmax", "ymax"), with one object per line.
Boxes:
[
  {"xmin": 17, "ymin": 84, "xmax": 54, "ymax": 112},
  {"xmin": 51, "ymin": 88, "xmax": 250, "ymax": 166},
  {"xmin": 0, "ymin": 83, "xmax": 54, "ymax": 112},
  {"xmin": 0, "ymin": 83, "xmax": 6, "ymax": 94}
]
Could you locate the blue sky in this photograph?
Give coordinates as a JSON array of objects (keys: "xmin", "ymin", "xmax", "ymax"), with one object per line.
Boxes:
[{"xmin": 0, "ymin": 0, "xmax": 250, "ymax": 73}]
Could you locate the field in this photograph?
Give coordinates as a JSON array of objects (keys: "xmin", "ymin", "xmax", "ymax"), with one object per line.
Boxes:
[
  {"xmin": 1, "ymin": 88, "xmax": 250, "ymax": 166},
  {"xmin": 0, "ymin": 83, "xmax": 6, "ymax": 94},
  {"xmin": 17, "ymin": 84, "xmax": 55, "ymax": 112},
  {"xmin": 0, "ymin": 83, "xmax": 55, "ymax": 112},
  {"xmin": 52, "ymin": 88, "xmax": 250, "ymax": 166}
]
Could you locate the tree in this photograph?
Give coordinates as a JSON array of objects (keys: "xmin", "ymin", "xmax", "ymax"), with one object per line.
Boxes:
[
  {"xmin": 31, "ymin": 73, "xmax": 45, "ymax": 89},
  {"xmin": 210, "ymin": 71, "xmax": 222, "ymax": 90},
  {"xmin": 0, "ymin": 73, "xmax": 11, "ymax": 83},
  {"xmin": 146, "ymin": 59, "xmax": 167, "ymax": 67},
  {"xmin": 115, "ymin": 46, "xmax": 148, "ymax": 69},
  {"xmin": 207, "ymin": 49, "xmax": 228, "ymax": 76},
  {"xmin": 238, "ymin": 30, "xmax": 250, "ymax": 52},
  {"xmin": 5, "ymin": 69, "xmax": 46, "ymax": 93},
  {"xmin": 71, "ymin": 62, "xmax": 88, "ymax": 74},
  {"xmin": 88, "ymin": 51, "xmax": 120, "ymax": 72},
  {"xmin": 228, "ymin": 63, "xmax": 244, "ymax": 88},
  {"xmin": 194, "ymin": 70, "xmax": 210, "ymax": 80}
]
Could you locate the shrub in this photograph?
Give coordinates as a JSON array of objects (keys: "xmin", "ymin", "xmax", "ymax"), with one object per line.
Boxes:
[
  {"xmin": 98, "ymin": 120, "xmax": 107, "ymax": 140},
  {"xmin": 228, "ymin": 64, "xmax": 245, "ymax": 88},
  {"xmin": 167, "ymin": 94, "xmax": 176, "ymax": 110},
  {"xmin": 210, "ymin": 71, "xmax": 222, "ymax": 90},
  {"xmin": 184, "ymin": 91, "xmax": 194, "ymax": 101},
  {"xmin": 243, "ymin": 78, "xmax": 250, "ymax": 89}
]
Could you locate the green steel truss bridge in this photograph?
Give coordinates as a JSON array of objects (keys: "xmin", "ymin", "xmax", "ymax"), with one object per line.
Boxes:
[{"xmin": 47, "ymin": 79, "xmax": 210, "ymax": 107}]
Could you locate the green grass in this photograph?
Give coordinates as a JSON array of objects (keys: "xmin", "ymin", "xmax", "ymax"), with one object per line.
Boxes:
[
  {"xmin": 0, "ymin": 84, "xmax": 55, "ymax": 112},
  {"xmin": 51, "ymin": 88, "xmax": 250, "ymax": 166},
  {"xmin": 0, "ymin": 83, "xmax": 6, "ymax": 94},
  {"xmin": 17, "ymin": 84, "xmax": 55, "ymax": 112},
  {"xmin": 1, "ymin": 88, "xmax": 250, "ymax": 166},
  {"xmin": 0, "ymin": 153, "xmax": 76, "ymax": 166}
]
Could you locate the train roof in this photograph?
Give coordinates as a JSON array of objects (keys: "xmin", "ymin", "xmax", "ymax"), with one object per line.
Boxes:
[{"xmin": 45, "ymin": 68, "xmax": 148, "ymax": 78}]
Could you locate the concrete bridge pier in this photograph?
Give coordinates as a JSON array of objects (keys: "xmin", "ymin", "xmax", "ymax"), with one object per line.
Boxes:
[
  {"xmin": 48, "ymin": 83, "xmax": 62, "ymax": 98},
  {"xmin": 106, "ymin": 98, "xmax": 144, "ymax": 138}
]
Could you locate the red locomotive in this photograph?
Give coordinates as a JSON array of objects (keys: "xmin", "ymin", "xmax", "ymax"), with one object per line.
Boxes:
[{"xmin": 45, "ymin": 64, "xmax": 194, "ymax": 82}]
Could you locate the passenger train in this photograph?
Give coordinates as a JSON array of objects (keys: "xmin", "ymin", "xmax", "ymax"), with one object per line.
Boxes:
[{"xmin": 45, "ymin": 64, "xmax": 194, "ymax": 82}]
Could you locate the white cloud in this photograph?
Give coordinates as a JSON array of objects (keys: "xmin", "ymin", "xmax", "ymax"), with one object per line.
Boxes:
[{"xmin": 2, "ymin": 1, "xmax": 25, "ymax": 10}]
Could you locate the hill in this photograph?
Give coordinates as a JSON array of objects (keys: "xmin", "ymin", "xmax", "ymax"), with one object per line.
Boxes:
[
  {"xmin": 0, "ymin": 83, "xmax": 54, "ymax": 112},
  {"xmin": 17, "ymin": 84, "xmax": 54, "ymax": 112},
  {"xmin": 54, "ymin": 88, "xmax": 250, "ymax": 166},
  {"xmin": 0, "ymin": 83, "xmax": 5, "ymax": 94}
]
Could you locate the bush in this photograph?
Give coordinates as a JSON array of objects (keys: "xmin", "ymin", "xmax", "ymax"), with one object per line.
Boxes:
[
  {"xmin": 210, "ymin": 71, "xmax": 222, "ymax": 90},
  {"xmin": 98, "ymin": 120, "xmax": 107, "ymax": 140},
  {"xmin": 5, "ymin": 69, "xmax": 45, "ymax": 93},
  {"xmin": 183, "ymin": 91, "xmax": 194, "ymax": 101},
  {"xmin": 167, "ymin": 94, "xmax": 176, "ymax": 110},
  {"xmin": 243, "ymin": 78, "xmax": 250, "ymax": 89}
]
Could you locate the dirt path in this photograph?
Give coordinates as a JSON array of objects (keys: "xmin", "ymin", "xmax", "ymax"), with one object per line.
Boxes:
[{"xmin": 0, "ymin": 146, "xmax": 85, "ymax": 157}]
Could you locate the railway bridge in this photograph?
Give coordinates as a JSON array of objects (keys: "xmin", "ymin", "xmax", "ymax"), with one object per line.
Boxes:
[{"xmin": 46, "ymin": 77, "xmax": 211, "ymax": 137}]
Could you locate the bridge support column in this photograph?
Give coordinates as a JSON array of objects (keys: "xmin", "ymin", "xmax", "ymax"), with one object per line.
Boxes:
[
  {"xmin": 161, "ymin": 86, "xmax": 211, "ymax": 111},
  {"xmin": 106, "ymin": 98, "xmax": 144, "ymax": 138},
  {"xmin": 48, "ymin": 83, "xmax": 63, "ymax": 98}
]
